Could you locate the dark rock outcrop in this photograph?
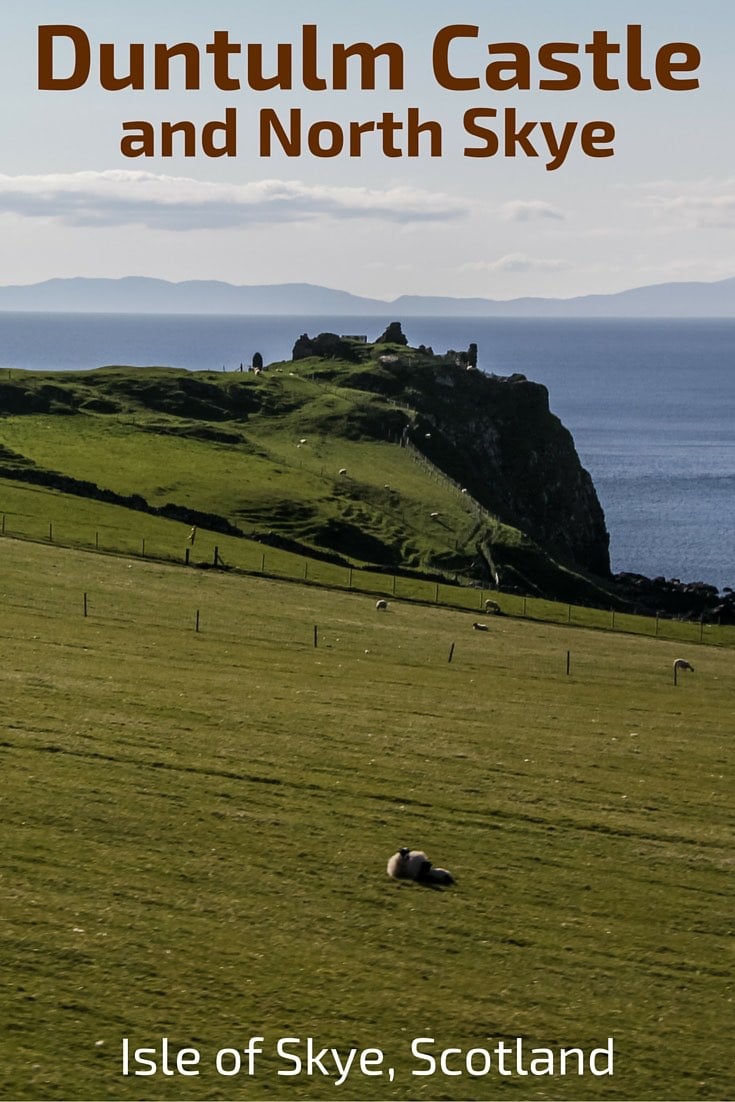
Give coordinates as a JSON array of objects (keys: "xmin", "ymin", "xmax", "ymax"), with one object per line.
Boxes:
[{"xmin": 331, "ymin": 350, "xmax": 610, "ymax": 578}]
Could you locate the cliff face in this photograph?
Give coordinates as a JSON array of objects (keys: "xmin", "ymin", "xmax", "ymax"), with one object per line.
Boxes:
[
  {"xmin": 423, "ymin": 372, "xmax": 611, "ymax": 577},
  {"xmin": 338, "ymin": 352, "xmax": 611, "ymax": 578}
]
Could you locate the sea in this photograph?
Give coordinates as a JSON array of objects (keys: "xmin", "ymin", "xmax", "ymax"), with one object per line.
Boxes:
[{"xmin": 0, "ymin": 312, "xmax": 733, "ymax": 591}]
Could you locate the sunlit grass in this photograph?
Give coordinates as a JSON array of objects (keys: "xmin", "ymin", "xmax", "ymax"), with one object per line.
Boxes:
[{"xmin": 1, "ymin": 537, "xmax": 732, "ymax": 1101}]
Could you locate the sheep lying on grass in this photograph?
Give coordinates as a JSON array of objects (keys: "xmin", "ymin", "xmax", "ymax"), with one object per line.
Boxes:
[
  {"xmin": 375, "ymin": 599, "xmax": 388, "ymax": 610},
  {"xmin": 472, "ymin": 621, "xmax": 489, "ymax": 632},
  {"xmin": 387, "ymin": 847, "xmax": 456, "ymax": 887}
]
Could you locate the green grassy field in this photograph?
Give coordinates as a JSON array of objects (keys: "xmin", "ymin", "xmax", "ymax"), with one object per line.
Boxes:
[
  {"xmin": 1, "ymin": 536, "xmax": 732, "ymax": 1101},
  {"xmin": 0, "ymin": 367, "xmax": 478, "ymax": 572}
]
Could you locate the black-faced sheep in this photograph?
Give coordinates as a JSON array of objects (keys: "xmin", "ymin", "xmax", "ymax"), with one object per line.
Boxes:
[
  {"xmin": 375, "ymin": 599, "xmax": 388, "ymax": 610},
  {"xmin": 472, "ymin": 621, "xmax": 489, "ymax": 631}
]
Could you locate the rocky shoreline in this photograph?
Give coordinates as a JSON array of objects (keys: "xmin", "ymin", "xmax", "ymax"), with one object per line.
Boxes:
[{"xmin": 612, "ymin": 570, "xmax": 735, "ymax": 624}]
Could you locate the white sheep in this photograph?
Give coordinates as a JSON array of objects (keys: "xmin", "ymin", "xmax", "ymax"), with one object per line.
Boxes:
[
  {"xmin": 375, "ymin": 599, "xmax": 388, "ymax": 610},
  {"xmin": 338, "ymin": 467, "xmax": 348, "ymax": 476},
  {"xmin": 472, "ymin": 621, "xmax": 489, "ymax": 631},
  {"xmin": 430, "ymin": 511, "xmax": 441, "ymax": 519},
  {"xmin": 387, "ymin": 847, "xmax": 455, "ymax": 887},
  {"xmin": 484, "ymin": 599, "xmax": 501, "ymax": 614},
  {"xmin": 386, "ymin": 847, "xmax": 429, "ymax": 881}
]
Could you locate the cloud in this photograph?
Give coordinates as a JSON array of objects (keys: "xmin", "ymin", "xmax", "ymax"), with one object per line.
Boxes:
[
  {"xmin": 500, "ymin": 200, "xmax": 565, "ymax": 222},
  {"xmin": 0, "ymin": 170, "xmax": 468, "ymax": 230},
  {"xmin": 647, "ymin": 194, "xmax": 735, "ymax": 228},
  {"xmin": 634, "ymin": 179, "xmax": 735, "ymax": 229},
  {"xmin": 462, "ymin": 253, "xmax": 568, "ymax": 273}
]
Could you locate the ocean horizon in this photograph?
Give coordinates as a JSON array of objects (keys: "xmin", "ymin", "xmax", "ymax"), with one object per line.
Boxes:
[{"xmin": 0, "ymin": 312, "xmax": 733, "ymax": 591}]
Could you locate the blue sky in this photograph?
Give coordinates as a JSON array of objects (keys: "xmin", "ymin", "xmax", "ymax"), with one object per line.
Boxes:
[{"xmin": 1, "ymin": 1, "xmax": 733, "ymax": 299}]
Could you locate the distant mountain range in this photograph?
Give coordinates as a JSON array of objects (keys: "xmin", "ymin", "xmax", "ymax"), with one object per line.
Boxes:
[{"xmin": 2, "ymin": 274, "xmax": 735, "ymax": 317}]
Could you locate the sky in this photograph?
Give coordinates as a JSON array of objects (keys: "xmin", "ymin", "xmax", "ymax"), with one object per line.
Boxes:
[{"xmin": 1, "ymin": 0, "xmax": 734, "ymax": 300}]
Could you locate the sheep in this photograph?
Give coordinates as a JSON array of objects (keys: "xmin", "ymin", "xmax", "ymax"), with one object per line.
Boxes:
[
  {"xmin": 386, "ymin": 847, "xmax": 430, "ymax": 881},
  {"xmin": 673, "ymin": 657, "xmax": 695, "ymax": 685},
  {"xmin": 387, "ymin": 847, "xmax": 455, "ymax": 887},
  {"xmin": 430, "ymin": 511, "xmax": 441, "ymax": 519},
  {"xmin": 484, "ymin": 599, "xmax": 501, "ymax": 614},
  {"xmin": 375, "ymin": 599, "xmax": 388, "ymax": 611},
  {"xmin": 472, "ymin": 621, "xmax": 489, "ymax": 631},
  {"xmin": 338, "ymin": 467, "xmax": 348, "ymax": 476},
  {"xmin": 425, "ymin": 867, "xmax": 456, "ymax": 886}
]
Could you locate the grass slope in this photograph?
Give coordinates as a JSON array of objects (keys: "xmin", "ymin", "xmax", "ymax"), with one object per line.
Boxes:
[
  {"xmin": 1, "ymin": 537, "xmax": 732, "ymax": 1101},
  {"xmin": 0, "ymin": 358, "xmax": 615, "ymax": 600}
]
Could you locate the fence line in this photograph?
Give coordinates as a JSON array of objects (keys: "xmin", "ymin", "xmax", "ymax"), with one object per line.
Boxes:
[{"xmin": 0, "ymin": 509, "xmax": 730, "ymax": 649}]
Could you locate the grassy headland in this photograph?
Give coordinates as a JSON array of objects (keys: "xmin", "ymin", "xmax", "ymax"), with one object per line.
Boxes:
[{"xmin": 0, "ymin": 334, "xmax": 619, "ymax": 607}]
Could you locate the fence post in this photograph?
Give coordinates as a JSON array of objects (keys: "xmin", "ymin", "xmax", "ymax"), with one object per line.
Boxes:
[
  {"xmin": 49, "ymin": 523, "xmax": 53, "ymax": 542},
  {"xmin": 313, "ymin": 624, "xmax": 318, "ymax": 648},
  {"xmin": 83, "ymin": 592, "xmax": 88, "ymax": 618},
  {"xmin": 185, "ymin": 547, "xmax": 190, "ymax": 565},
  {"xmin": 448, "ymin": 642, "xmax": 455, "ymax": 664},
  {"xmin": 195, "ymin": 609, "xmax": 200, "ymax": 633},
  {"xmin": 95, "ymin": 530, "xmax": 99, "ymax": 550},
  {"xmin": 566, "ymin": 650, "xmax": 571, "ymax": 676}
]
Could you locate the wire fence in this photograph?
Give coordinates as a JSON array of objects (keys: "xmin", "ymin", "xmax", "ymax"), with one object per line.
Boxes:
[{"xmin": 1, "ymin": 503, "xmax": 732, "ymax": 650}]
